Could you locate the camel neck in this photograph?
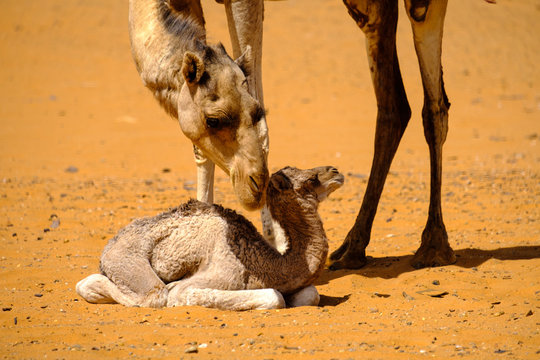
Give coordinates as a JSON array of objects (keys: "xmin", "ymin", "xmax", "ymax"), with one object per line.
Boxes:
[
  {"xmin": 264, "ymin": 200, "xmax": 329, "ymax": 294},
  {"xmin": 129, "ymin": 0, "xmax": 207, "ymax": 116}
]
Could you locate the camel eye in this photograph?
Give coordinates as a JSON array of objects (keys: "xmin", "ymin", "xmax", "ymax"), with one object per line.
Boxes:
[
  {"xmin": 308, "ymin": 175, "xmax": 319, "ymax": 185},
  {"xmin": 206, "ymin": 117, "xmax": 220, "ymax": 129}
]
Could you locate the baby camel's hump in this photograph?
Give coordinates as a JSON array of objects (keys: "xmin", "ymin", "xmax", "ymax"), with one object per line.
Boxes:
[{"xmin": 103, "ymin": 200, "xmax": 226, "ymax": 284}]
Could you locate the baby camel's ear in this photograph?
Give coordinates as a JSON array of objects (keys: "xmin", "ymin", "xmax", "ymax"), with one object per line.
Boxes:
[
  {"xmin": 181, "ymin": 51, "xmax": 205, "ymax": 85},
  {"xmin": 269, "ymin": 171, "xmax": 292, "ymax": 191}
]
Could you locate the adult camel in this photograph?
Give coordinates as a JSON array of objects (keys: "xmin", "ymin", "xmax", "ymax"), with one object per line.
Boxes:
[{"xmin": 281, "ymin": 0, "xmax": 495, "ymax": 269}]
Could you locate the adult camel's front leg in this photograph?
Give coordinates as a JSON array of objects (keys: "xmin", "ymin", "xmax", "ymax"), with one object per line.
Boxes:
[
  {"xmin": 194, "ymin": 145, "xmax": 215, "ymax": 204},
  {"xmin": 223, "ymin": 0, "xmax": 275, "ymax": 243},
  {"xmin": 405, "ymin": 0, "xmax": 455, "ymax": 268},
  {"xmin": 223, "ymin": 0, "xmax": 268, "ymax": 155},
  {"xmin": 330, "ymin": 0, "xmax": 411, "ymax": 270}
]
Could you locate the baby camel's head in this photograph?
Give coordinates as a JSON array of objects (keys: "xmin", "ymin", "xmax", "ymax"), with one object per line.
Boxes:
[{"xmin": 266, "ymin": 166, "xmax": 345, "ymax": 210}]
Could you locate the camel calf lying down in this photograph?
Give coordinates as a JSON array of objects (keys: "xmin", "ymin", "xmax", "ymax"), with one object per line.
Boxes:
[{"xmin": 77, "ymin": 166, "xmax": 344, "ymax": 310}]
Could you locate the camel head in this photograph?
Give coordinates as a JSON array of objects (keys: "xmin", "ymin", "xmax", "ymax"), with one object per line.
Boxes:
[
  {"xmin": 176, "ymin": 43, "xmax": 268, "ymax": 210},
  {"xmin": 267, "ymin": 166, "xmax": 345, "ymax": 209}
]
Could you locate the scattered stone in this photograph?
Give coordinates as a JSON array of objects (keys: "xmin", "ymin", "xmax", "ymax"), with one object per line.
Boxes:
[
  {"xmin": 284, "ymin": 346, "xmax": 300, "ymax": 350},
  {"xmin": 34, "ymin": 293, "xmax": 43, "ymax": 298},
  {"xmin": 432, "ymin": 280, "xmax": 440, "ymax": 285},
  {"xmin": 183, "ymin": 181, "xmax": 196, "ymax": 191},
  {"xmin": 402, "ymin": 291, "xmax": 415, "ymax": 301},
  {"xmin": 373, "ymin": 292, "xmax": 390, "ymax": 298},
  {"xmin": 368, "ymin": 307, "xmax": 378, "ymax": 313},
  {"xmin": 347, "ymin": 172, "xmax": 367, "ymax": 179},
  {"xmin": 494, "ymin": 349, "xmax": 507, "ymax": 354},
  {"xmin": 50, "ymin": 214, "xmax": 60, "ymax": 229},
  {"xmin": 184, "ymin": 345, "xmax": 198, "ymax": 354},
  {"xmin": 416, "ymin": 289, "xmax": 449, "ymax": 298},
  {"xmin": 526, "ymin": 310, "xmax": 533, "ymax": 317},
  {"xmin": 162, "ymin": 168, "xmax": 171, "ymax": 173},
  {"xmin": 65, "ymin": 166, "xmax": 78, "ymax": 173}
]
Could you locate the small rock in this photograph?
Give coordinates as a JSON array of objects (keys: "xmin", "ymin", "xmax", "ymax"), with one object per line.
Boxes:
[
  {"xmin": 50, "ymin": 214, "xmax": 60, "ymax": 229},
  {"xmin": 417, "ymin": 289, "xmax": 448, "ymax": 298},
  {"xmin": 402, "ymin": 291, "xmax": 415, "ymax": 301},
  {"xmin": 432, "ymin": 280, "xmax": 440, "ymax": 285},
  {"xmin": 65, "ymin": 166, "xmax": 78, "ymax": 173},
  {"xmin": 373, "ymin": 292, "xmax": 391, "ymax": 298},
  {"xmin": 526, "ymin": 310, "xmax": 533, "ymax": 317},
  {"xmin": 2, "ymin": 307, "xmax": 12, "ymax": 311},
  {"xmin": 34, "ymin": 293, "xmax": 43, "ymax": 298},
  {"xmin": 368, "ymin": 307, "xmax": 378, "ymax": 313},
  {"xmin": 184, "ymin": 345, "xmax": 198, "ymax": 353},
  {"xmin": 494, "ymin": 349, "xmax": 507, "ymax": 354}
]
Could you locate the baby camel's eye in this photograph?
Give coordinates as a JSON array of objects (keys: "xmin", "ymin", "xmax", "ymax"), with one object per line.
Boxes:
[{"xmin": 307, "ymin": 174, "xmax": 320, "ymax": 186}]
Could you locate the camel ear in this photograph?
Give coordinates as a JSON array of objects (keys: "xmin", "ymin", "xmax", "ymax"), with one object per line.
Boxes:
[
  {"xmin": 181, "ymin": 51, "xmax": 205, "ymax": 85},
  {"xmin": 235, "ymin": 45, "xmax": 252, "ymax": 76},
  {"xmin": 269, "ymin": 171, "xmax": 292, "ymax": 191}
]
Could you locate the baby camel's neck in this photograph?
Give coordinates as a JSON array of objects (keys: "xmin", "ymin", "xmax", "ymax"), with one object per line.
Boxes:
[{"xmin": 261, "ymin": 199, "xmax": 329, "ymax": 294}]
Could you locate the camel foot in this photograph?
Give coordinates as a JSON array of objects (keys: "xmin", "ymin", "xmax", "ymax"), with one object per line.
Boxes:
[
  {"xmin": 411, "ymin": 221, "xmax": 456, "ymax": 269},
  {"xmin": 411, "ymin": 242, "xmax": 456, "ymax": 269},
  {"xmin": 328, "ymin": 249, "xmax": 367, "ymax": 271},
  {"xmin": 329, "ymin": 240, "xmax": 349, "ymax": 261}
]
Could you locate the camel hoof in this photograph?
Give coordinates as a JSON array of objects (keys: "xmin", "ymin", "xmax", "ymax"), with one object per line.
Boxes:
[
  {"xmin": 328, "ymin": 254, "xmax": 367, "ymax": 271},
  {"xmin": 410, "ymin": 247, "xmax": 456, "ymax": 269},
  {"xmin": 329, "ymin": 243, "xmax": 348, "ymax": 261}
]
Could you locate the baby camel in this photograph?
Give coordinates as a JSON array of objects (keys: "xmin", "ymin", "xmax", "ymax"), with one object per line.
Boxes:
[{"xmin": 76, "ymin": 166, "xmax": 344, "ymax": 310}]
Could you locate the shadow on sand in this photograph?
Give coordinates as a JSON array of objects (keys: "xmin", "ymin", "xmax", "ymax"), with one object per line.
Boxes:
[{"xmin": 315, "ymin": 245, "xmax": 540, "ymax": 286}]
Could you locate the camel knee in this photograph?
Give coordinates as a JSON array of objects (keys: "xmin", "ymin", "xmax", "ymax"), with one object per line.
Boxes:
[
  {"xmin": 255, "ymin": 289, "xmax": 286, "ymax": 310},
  {"xmin": 286, "ymin": 285, "xmax": 320, "ymax": 307},
  {"xmin": 76, "ymin": 274, "xmax": 116, "ymax": 304},
  {"xmin": 422, "ymin": 100, "xmax": 449, "ymax": 145}
]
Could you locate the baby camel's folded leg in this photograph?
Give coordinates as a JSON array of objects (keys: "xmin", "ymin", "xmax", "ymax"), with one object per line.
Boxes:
[
  {"xmin": 76, "ymin": 273, "xmax": 139, "ymax": 306},
  {"xmin": 98, "ymin": 250, "xmax": 168, "ymax": 308},
  {"xmin": 286, "ymin": 285, "xmax": 320, "ymax": 307},
  {"xmin": 167, "ymin": 283, "xmax": 285, "ymax": 311}
]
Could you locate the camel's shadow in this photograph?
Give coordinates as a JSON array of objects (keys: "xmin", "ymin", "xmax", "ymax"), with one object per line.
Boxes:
[{"xmin": 315, "ymin": 245, "xmax": 540, "ymax": 285}]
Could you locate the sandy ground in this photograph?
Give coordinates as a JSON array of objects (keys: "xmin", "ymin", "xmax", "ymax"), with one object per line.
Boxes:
[{"xmin": 1, "ymin": 0, "xmax": 539, "ymax": 358}]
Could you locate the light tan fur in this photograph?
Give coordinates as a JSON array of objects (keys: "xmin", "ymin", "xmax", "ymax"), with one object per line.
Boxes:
[
  {"xmin": 129, "ymin": 0, "xmax": 268, "ymax": 210},
  {"xmin": 76, "ymin": 166, "xmax": 344, "ymax": 310}
]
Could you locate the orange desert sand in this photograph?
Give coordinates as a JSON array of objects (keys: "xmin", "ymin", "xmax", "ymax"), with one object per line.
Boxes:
[{"xmin": 0, "ymin": 0, "xmax": 539, "ymax": 358}]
